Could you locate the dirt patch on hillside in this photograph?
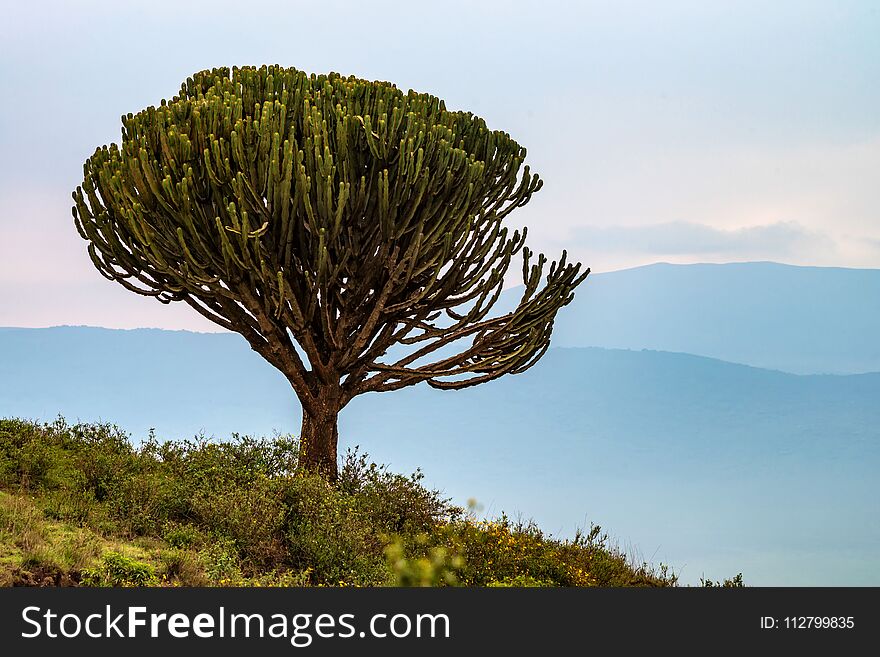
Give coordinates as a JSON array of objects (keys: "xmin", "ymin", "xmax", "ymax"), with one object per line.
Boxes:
[{"xmin": 10, "ymin": 565, "xmax": 82, "ymax": 587}]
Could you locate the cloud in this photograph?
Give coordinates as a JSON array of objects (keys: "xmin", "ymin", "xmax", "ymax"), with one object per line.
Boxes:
[{"xmin": 569, "ymin": 221, "xmax": 838, "ymax": 258}]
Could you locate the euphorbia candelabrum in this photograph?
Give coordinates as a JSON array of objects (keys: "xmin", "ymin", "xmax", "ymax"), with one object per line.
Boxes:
[{"xmin": 74, "ymin": 66, "xmax": 589, "ymax": 480}]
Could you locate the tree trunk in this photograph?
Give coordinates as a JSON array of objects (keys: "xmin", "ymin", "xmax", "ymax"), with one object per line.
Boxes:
[{"xmin": 298, "ymin": 408, "xmax": 339, "ymax": 481}]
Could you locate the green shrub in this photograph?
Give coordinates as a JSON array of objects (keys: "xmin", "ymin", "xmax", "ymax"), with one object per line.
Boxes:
[
  {"xmin": 339, "ymin": 449, "xmax": 458, "ymax": 534},
  {"xmin": 486, "ymin": 575, "xmax": 553, "ymax": 587},
  {"xmin": 199, "ymin": 538, "xmax": 242, "ymax": 584},
  {"xmin": 701, "ymin": 573, "xmax": 745, "ymax": 587},
  {"xmin": 162, "ymin": 522, "xmax": 204, "ymax": 549},
  {"xmin": 283, "ymin": 473, "xmax": 386, "ymax": 586},
  {"xmin": 385, "ymin": 534, "xmax": 463, "ymax": 586},
  {"xmin": 83, "ymin": 551, "xmax": 157, "ymax": 587},
  {"xmin": 190, "ymin": 477, "xmax": 288, "ymax": 566},
  {"xmin": 159, "ymin": 548, "xmax": 209, "ymax": 586}
]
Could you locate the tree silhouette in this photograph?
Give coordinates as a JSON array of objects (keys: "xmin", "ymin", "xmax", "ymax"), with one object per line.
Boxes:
[{"xmin": 73, "ymin": 66, "xmax": 589, "ymax": 480}]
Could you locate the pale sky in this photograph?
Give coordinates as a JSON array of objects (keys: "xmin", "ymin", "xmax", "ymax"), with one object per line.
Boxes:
[{"xmin": 1, "ymin": 0, "xmax": 878, "ymax": 330}]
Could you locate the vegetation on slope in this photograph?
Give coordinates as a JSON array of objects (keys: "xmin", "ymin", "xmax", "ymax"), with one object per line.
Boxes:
[{"xmin": 0, "ymin": 417, "xmax": 696, "ymax": 587}]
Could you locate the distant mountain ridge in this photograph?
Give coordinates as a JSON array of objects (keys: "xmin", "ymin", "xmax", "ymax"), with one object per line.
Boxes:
[
  {"xmin": 3, "ymin": 324, "xmax": 878, "ymax": 442},
  {"xmin": 500, "ymin": 261, "xmax": 880, "ymax": 375}
]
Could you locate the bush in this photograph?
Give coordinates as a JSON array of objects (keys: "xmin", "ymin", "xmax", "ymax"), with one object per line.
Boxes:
[
  {"xmin": 83, "ymin": 552, "xmax": 157, "ymax": 587},
  {"xmin": 701, "ymin": 573, "xmax": 745, "ymax": 587},
  {"xmin": 385, "ymin": 534, "xmax": 463, "ymax": 586},
  {"xmin": 339, "ymin": 449, "xmax": 458, "ymax": 534},
  {"xmin": 284, "ymin": 473, "xmax": 386, "ymax": 586},
  {"xmin": 486, "ymin": 575, "xmax": 553, "ymax": 587}
]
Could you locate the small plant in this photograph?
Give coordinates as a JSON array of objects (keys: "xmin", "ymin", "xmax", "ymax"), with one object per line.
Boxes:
[
  {"xmin": 199, "ymin": 538, "xmax": 242, "ymax": 584},
  {"xmin": 159, "ymin": 549, "xmax": 209, "ymax": 587},
  {"xmin": 486, "ymin": 575, "xmax": 553, "ymax": 587},
  {"xmin": 83, "ymin": 552, "xmax": 157, "ymax": 587},
  {"xmin": 162, "ymin": 522, "xmax": 203, "ymax": 549},
  {"xmin": 384, "ymin": 535, "xmax": 463, "ymax": 587},
  {"xmin": 701, "ymin": 573, "xmax": 745, "ymax": 587}
]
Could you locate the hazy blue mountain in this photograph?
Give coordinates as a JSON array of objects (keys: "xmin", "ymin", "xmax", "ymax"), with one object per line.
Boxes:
[
  {"xmin": 0, "ymin": 327, "xmax": 293, "ymax": 436},
  {"xmin": 500, "ymin": 262, "xmax": 880, "ymax": 374},
  {"xmin": 1, "ymin": 326, "xmax": 877, "ymax": 586}
]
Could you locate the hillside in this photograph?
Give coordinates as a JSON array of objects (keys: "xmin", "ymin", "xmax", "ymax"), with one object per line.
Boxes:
[
  {"xmin": 0, "ymin": 418, "xmax": 677, "ymax": 588},
  {"xmin": 1, "ymin": 326, "xmax": 878, "ymax": 585}
]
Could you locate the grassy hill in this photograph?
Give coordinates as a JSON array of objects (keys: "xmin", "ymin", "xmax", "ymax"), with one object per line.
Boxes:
[{"xmin": 0, "ymin": 418, "xmax": 693, "ymax": 587}]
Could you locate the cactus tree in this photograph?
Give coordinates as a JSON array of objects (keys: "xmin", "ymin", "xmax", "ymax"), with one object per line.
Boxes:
[{"xmin": 73, "ymin": 66, "xmax": 589, "ymax": 480}]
